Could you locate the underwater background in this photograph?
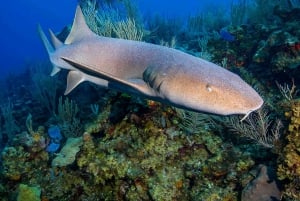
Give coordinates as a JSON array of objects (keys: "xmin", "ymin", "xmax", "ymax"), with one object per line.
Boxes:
[{"xmin": 0, "ymin": 0, "xmax": 300, "ymax": 200}]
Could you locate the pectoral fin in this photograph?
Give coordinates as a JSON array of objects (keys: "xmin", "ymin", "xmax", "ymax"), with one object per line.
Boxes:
[
  {"xmin": 65, "ymin": 70, "xmax": 109, "ymax": 95},
  {"xmin": 50, "ymin": 65, "xmax": 61, "ymax": 76},
  {"xmin": 65, "ymin": 71, "xmax": 85, "ymax": 95}
]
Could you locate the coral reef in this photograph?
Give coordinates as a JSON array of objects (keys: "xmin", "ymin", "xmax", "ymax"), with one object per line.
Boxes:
[
  {"xmin": 0, "ymin": 88, "xmax": 284, "ymax": 201},
  {"xmin": 277, "ymin": 99, "xmax": 300, "ymax": 200},
  {"xmin": 17, "ymin": 184, "xmax": 41, "ymax": 201},
  {"xmin": 74, "ymin": 105, "xmax": 261, "ymax": 200},
  {"xmin": 52, "ymin": 137, "xmax": 83, "ymax": 167},
  {"xmin": 1, "ymin": 146, "xmax": 32, "ymax": 181},
  {"xmin": 253, "ymin": 30, "xmax": 300, "ymax": 72},
  {"xmin": 1, "ymin": 145, "xmax": 48, "ymax": 181}
]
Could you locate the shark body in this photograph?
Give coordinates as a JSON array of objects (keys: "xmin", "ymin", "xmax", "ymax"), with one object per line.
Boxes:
[{"xmin": 39, "ymin": 6, "xmax": 263, "ymax": 117}]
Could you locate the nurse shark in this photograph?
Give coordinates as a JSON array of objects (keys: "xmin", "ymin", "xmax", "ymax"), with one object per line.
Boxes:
[{"xmin": 38, "ymin": 6, "xmax": 263, "ymax": 119}]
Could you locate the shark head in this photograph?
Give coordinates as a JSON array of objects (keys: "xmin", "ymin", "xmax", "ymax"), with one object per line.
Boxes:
[{"xmin": 143, "ymin": 59, "xmax": 264, "ymax": 117}]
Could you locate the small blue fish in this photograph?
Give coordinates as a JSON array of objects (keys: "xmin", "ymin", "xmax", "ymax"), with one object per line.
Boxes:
[{"xmin": 220, "ymin": 28, "xmax": 235, "ymax": 42}]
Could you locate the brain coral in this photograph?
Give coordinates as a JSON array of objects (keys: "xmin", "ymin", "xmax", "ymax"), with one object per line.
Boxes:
[{"xmin": 52, "ymin": 137, "xmax": 83, "ymax": 167}]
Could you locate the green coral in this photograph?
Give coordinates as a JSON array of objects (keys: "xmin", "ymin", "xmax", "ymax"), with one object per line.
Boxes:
[
  {"xmin": 84, "ymin": 102, "xmax": 111, "ymax": 135},
  {"xmin": 271, "ymin": 51, "xmax": 300, "ymax": 71},
  {"xmin": 17, "ymin": 184, "xmax": 41, "ymax": 201},
  {"xmin": 52, "ymin": 137, "xmax": 83, "ymax": 167},
  {"xmin": 192, "ymin": 184, "xmax": 238, "ymax": 201},
  {"xmin": 147, "ymin": 166, "xmax": 188, "ymax": 201},
  {"xmin": 253, "ymin": 30, "xmax": 300, "ymax": 72},
  {"xmin": 0, "ymin": 97, "xmax": 264, "ymax": 201},
  {"xmin": 75, "ymin": 105, "xmax": 255, "ymax": 200},
  {"xmin": 57, "ymin": 96, "xmax": 83, "ymax": 137},
  {"xmin": 1, "ymin": 145, "xmax": 49, "ymax": 182},
  {"xmin": 1, "ymin": 146, "xmax": 32, "ymax": 181},
  {"xmin": 0, "ymin": 95, "xmax": 265, "ymax": 201},
  {"xmin": 277, "ymin": 99, "xmax": 300, "ymax": 200}
]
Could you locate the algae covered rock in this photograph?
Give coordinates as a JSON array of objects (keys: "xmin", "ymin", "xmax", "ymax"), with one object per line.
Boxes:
[
  {"xmin": 277, "ymin": 99, "xmax": 300, "ymax": 200},
  {"xmin": 1, "ymin": 146, "xmax": 31, "ymax": 181},
  {"xmin": 253, "ymin": 30, "xmax": 300, "ymax": 72},
  {"xmin": 17, "ymin": 184, "xmax": 41, "ymax": 201},
  {"xmin": 52, "ymin": 137, "xmax": 83, "ymax": 167},
  {"xmin": 241, "ymin": 165, "xmax": 282, "ymax": 201}
]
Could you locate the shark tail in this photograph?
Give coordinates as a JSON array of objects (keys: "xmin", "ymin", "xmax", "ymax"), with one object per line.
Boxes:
[
  {"xmin": 37, "ymin": 24, "xmax": 54, "ymax": 54},
  {"xmin": 37, "ymin": 24, "xmax": 61, "ymax": 76}
]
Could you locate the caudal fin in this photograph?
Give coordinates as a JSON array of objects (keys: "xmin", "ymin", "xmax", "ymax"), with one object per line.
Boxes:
[
  {"xmin": 37, "ymin": 24, "xmax": 54, "ymax": 55},
  {"xmin": 37, "ymin": 24, "xmax": 61, "ymax": 76}
]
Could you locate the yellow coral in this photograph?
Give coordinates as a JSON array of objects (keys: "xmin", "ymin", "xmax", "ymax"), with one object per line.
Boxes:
[
  {"xmin": 17, "ymin": 184, "xmax": 41, "ymax": 201},
  {"xmin": 236, "ymin": 158, "xmax": 255, "ymax": 172},
  {"xmin": 277, "ymin": 99, "xmax": 300, "ymax": 199},
  {"xmin": 32, "ymin": 133, "xmax": 41, "ymax": 142}
]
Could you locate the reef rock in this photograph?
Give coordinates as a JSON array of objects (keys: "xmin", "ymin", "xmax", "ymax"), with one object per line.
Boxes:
[
  {"xmin": 253, "ymin": 30, "xmax": 300, "ymax": 72},
  {"xmin": 241, "ymin": 165, "xmax": 282, "ymax": 201},
  {"xmin": 17, "ymin": 184, "xmax": 41, "ymax": 201},
  {"xmin": 52, "ymin": 137, "xmax": 83, "ymax": 167},
  {"xmin": 277, "ymin": 99, "xmax": 300, "ymax": 200}
]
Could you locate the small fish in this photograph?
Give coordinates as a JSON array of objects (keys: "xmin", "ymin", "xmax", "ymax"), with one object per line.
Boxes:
[{"xmin": 220, "ymin": 28, "xmax": 235, "ymax": 42}]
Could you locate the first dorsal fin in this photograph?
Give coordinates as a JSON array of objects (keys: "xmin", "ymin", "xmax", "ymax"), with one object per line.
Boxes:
[{"xmin": 64, "ymin": 6, "xmax": 94, "ymax": 44}]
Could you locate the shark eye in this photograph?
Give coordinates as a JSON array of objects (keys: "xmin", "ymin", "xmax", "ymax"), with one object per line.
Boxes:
[{"xmin": 206, "ymin": 84, "xmax": 212, "ymax": 92}]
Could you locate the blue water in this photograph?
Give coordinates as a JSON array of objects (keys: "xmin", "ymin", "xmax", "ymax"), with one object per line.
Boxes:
[
  {"xmin": 0, "ymin": 0, "xmax": 233, "ymax": 79},
  {"xmin": 0, "ymin": 0, "xmax": 77, "ymax": 78}
]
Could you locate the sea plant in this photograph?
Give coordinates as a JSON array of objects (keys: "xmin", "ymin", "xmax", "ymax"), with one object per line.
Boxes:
[
  {"xmin": 226, "ymin": 106, "xmax": 282, "ymax": 148},
  {"xmin": 56, "ymin": 97, "xmax": 83, "ymax": 138}
]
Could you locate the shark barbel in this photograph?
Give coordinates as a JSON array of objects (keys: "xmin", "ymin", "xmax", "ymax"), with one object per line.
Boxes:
[{"xmin": 38, "ymin": 6, "xmax": 263, "ymax": 118}]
